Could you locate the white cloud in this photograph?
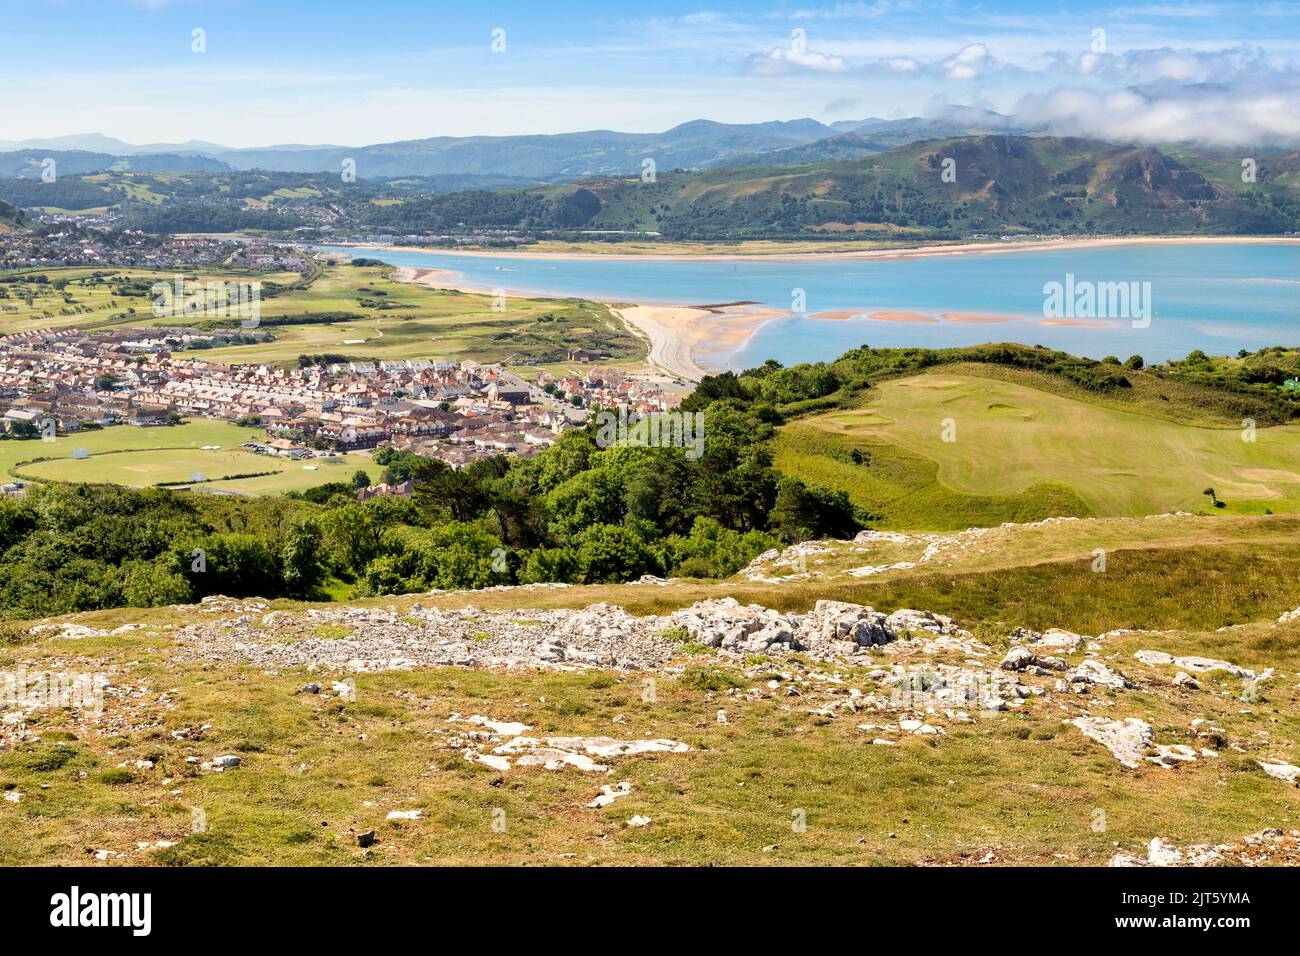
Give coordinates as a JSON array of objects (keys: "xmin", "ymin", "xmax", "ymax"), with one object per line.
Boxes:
[
  {"xmin": 1015, "ymin": 82, "xmax": 1300, "ymax": 146},
  {"xmin": 883, "ymin": 57, "xmax": 920, "ymax": 72},
  {"xmin": 942, "ymin": 43, "xmax": 991, "ymax": 80},
  {"xmin": 747, "ymin": 43, "xmax": 847, "ymax": 75}
]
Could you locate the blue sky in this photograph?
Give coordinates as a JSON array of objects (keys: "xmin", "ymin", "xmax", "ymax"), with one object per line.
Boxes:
[{"xmin": 2, "ymin": 0, "xmax": 1299, "ymax": 146}]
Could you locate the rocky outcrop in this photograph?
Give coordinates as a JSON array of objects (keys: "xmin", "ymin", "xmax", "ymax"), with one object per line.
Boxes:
[
  {"xmin": 1069, "ymin": 716, "xmax": 1200, "ymax": 769},
  {"xmin": 798, "ymin": 600, "xmax": 893, "ymax": 649},
  {"xmin": 1066, "ymin": 659, "xmax": 1130, "ymax": 690},
  {"xmin": 885, "ymin": 608, "xmax": 962, "ymax": 636},
  {"xmin": 667, "ymin": 597, "xmax": 800, "ymax": 652},
  {"xmin": 1001, "ymin": 646, "xmax": 1068, "ymax": 673}
]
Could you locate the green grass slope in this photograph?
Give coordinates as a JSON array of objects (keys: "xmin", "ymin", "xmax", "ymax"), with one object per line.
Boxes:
[
  {"xmin": 2, "ymin": 511, "xmax": 1298, "ymax": 866},
  {"xmin": 776, "ymin": 366, "xmax": 1300, "ymax": 528}
]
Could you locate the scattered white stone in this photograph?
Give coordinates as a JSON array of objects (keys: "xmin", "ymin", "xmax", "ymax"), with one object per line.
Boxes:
[
  {"xmin": 626, "ymin": 815, "xmax": 652, "ymax": 827},
  {"xmin": 587, "ymin": 782, "xmax": 632, "ymax": 808},
  {"xmin": 386, "ymin": 810, "xmax": 423, "ymax": 821},
  {"xmin": 1151, "ymin": 744, "xmax": 1198, "ymax": 766},
  {"xmin": 1134, "ymin": 650, "xmax": 1254, "ymax": 679},
  {"xmin": 28, "ymin": 622, "xmax": 108, "ymax": 639},
  {"xmin": 463, "ymin": 732, "xmax": 689, "ymax": 773},
  {"xmin": 449, "ymin": 714, "xmax": 532, "ymax": 737},
  {"xmin": 1258, "ymin": 761, "xmax": 1300, "ymax": 784},
  {"xmin": 1068, "ymin": 717, "xmax": 1154, "ymax": 769},
  {"xmin": 466, "ymin": 751, "xmax": 512, "ymax": 772},
  {"xmin": 854, "ymin": 530, "xmax": 911, "ymax": 544},
  {"xmin": 847, "ymin": 562, "xmax": 916, "ymax": 578},
  {"xmin": 1068, "ymin": 659, "xmax": 1130, "ymax": 690},
  {"xmin": 210, "ymin": 755, "xmax": 241, "ymax": 769}
]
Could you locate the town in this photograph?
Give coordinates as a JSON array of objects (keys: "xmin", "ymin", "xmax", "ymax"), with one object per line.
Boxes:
[
  {"xmin": 0, "ymin": 325, "xmax": 682, "ymax": 476},
  {"xmin": 0, "ymin": 229, "xmax": 308, "ymax": 272}
]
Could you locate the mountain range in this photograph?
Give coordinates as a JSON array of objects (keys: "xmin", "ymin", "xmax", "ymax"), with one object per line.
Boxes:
[
  {"xmin": 361, "ymin": 135, "xmax": 1300, "ymax": 239},
  {"xmin": 0, "ymin": 112, "xmax": 1023, "ymax": 181}
]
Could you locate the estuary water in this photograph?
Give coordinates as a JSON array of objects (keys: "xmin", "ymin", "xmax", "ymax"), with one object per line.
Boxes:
[{"xmin": 323, "ymin": 242, "xmax": 1300, "ymax": 368}]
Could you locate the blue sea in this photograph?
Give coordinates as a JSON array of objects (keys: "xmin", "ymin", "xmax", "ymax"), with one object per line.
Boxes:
[{"xmin": 322, "ymin": 243, "xmax": 1300, "ymax": 368}]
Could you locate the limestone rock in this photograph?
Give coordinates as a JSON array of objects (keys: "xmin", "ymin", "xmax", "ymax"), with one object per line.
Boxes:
[
  {"xmin": 1068, "ymin": 659, "xmax": 1130, "ymax": 689},
  {"xmin": 1068, "ymin": 717, "xmax": 1154, "ymax": 768},
  {"xmin": 885, "ymin": 608, "xmax": 961, "ymax": 636},
  {"xmin": 799, "ymin": 600, "xmax": 893, "ymax": 648},
  {"xmin": 587, "ymin": 782, "xmax": 632, "ymax": 809},
  {"xmin": 1258, "ymin": 761, "xmax": 1300, "ymax": 784},
  {"xmin": 1134, "ymin": 650, "xmax": 1254, "ymax": 679}
]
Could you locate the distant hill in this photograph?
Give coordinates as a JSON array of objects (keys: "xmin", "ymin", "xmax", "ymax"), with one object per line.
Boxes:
[
  {"xmin": 734, "ymin": 110, "xmax": 1030, "ymax": 167},
  {"xmin": 0, "ymin": 150, "xmax": 231, "ymax": 178},
  {"xmin": 0, "ymin": 197, "xmax": 24, "ymax": 230},
  {"xmin": 5, "ymin": 135, "xmax": 1296, "ymax": 239},
  {"xmin": 210, "ymin": 119, "xmax": 840, "ymax": 179},
  {"xmin": 0, "ymin": 120, "xmax": 844, "ymax": 181},
  {"xmin": 362, "ymin": 135, "xmax": 1300, "ymax": 238}
]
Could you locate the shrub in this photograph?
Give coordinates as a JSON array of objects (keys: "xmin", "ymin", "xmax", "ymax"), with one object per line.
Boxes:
[{"xmin": 678, "ymin": 666, "xmax": 746, "ymax": 692}]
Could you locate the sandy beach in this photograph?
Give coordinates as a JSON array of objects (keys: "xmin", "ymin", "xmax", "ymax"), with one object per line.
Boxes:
[{"xmin": 611, "ymin": 304, "xmax": 784, "ymax": 381}]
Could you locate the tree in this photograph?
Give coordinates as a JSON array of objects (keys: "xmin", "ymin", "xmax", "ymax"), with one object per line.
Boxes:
[
  {"xmin": 350, "ymin": 469, "xmax": 371, "ymax": 490},
  {"xmin": 576, "ymin": 524, "xmax": 657, "ymax": 583},
  {"xmin": 280, "ymin": 519, "xmax": 325, "ymax": 595},
  {"xmin": 769, "ymin": 476, "xmax": 861, "ymax": 543},
  {"xmin": 319, "ymin": 503, "xmax": 383, "ymax": 575},
  {"xmin": 519, "ymin": 547, "xmax": 579, "ymax": 584},
  {"xmin": 123, "ymin": 560, "xmax": 192, "ymax": 607},
  {"xmin": 187, "ymin": 534, "xmax": 279, "ymax": 598}
]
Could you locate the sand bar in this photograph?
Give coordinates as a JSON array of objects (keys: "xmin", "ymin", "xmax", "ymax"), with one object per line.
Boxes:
[{"xmin": 357, "ymin": 235, "xmax": 1300, "ymax": 265}]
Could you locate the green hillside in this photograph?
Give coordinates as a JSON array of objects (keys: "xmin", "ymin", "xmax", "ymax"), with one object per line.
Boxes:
[
  {"xmin": 776, "ymin": 367, "xmax": 1300, "ymax": 528},
  {"xmin": 0, "ymin": 196, "xmax": 24, "ymax": 231},
  {"xmin": 369, "ymin": 135, "xmax": 1300, "ymax": 239}
]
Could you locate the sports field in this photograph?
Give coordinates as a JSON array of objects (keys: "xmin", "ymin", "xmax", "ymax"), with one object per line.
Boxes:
[
  {"xmin": 777, "ymin": 370, "xmax": 1300, "ymax": 526},
  {"xmin": 2, "ymin": 420, "xmax": 366, "ymax": 495}
]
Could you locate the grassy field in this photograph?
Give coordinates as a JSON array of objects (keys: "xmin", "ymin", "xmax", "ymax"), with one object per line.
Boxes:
[
  {"xmin": 1, "ymin": 511, "xmax": 1297, "ymax": 866},
  {"xmin": 0, "ymin": 266, "xmax": 304, "ymax": 333},
  {"xmin": 776, "ymin": 367, "xmax": 1300, "ymax": 528},
  {"xmin": 180, "ymin": 265, "xmax": 637, "ymax": 368},
  {"xmin": 2, "ymin": 420, "xmax": 368, "ymax": 495},
  {"xmin": 0, "ymin": 262, "xmax": 644, "ymax": 370}
]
